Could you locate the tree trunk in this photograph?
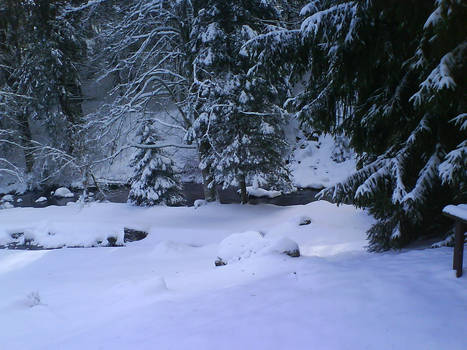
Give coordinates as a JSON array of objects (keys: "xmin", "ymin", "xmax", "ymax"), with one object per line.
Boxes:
[
  {"xmin": 201, "ymin": 167, "xmax": 217, "ymax": 202},
  {"xmin": 18, "ymin": 113, "xmax": 34, "ymax": 174},
  {"xmin": 239, "ymin": 174, "xmax": 248, "ymax": 204}
]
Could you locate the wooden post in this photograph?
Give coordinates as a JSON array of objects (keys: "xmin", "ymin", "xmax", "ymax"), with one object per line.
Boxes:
[
  {"xmin": 442, "ymin": 205, "xmax": 466, "ymax": 278},
  {"xmin": 453, "ymin": 222, "xmax": 465, "ymax": 278}
]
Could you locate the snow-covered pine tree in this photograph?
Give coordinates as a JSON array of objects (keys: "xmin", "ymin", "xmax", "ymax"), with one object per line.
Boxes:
[
  {"xmin": 86, "ymin": 0, "xmax": 218, "ymax": 200},
  {"xmin": 128, "ymin": 122, "xmax": 184, "ymax": 207},
  {"xmin": 287, "ymin": 0, "xmax": 466, "ymax": 250},
  {"xmin": 189, "ymin": 0, "xmax": 291, "ymax": 203}
]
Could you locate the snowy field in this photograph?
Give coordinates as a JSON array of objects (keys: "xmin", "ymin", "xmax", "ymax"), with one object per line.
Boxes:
[{"xmin": 0, "ymin": 201, "xmax": 466, "ymax": 350}]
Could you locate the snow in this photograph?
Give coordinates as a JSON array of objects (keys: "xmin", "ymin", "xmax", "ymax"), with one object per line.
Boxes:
[
  {"xmin": 1, "ymin": 194, "xmax": 14, "ymax": 202},
  {"xmin": 194, "ymin": 199, "xmax": 207, "ymax": 208},
  {"xmin": 246, "ymin": 186, "xmax": 281, "ymax": 198},
  {"xmin": 53, "ymin": 187, "xmax": 74, "ymax": 198},
  {"xmin": 216, "ymin": 231, "xmax": 299, "ymax": 265},
  {"xmin": 443, "ymin": 204, "xmax": 467, "ymax": 222},
  {"xmin": 0, "ymin": 201, "xmax": 466, "ymax": 350},
  {"xmin": 291, "ymin": 134, "xmax": 356, "ymax": 189},
  {"xmin": 0, "ymin": 202, "xmax": 14, "ymax": 210},
  {"xmin": 34, "ymin": 197, "xmax": 47, "ymax": 203}
]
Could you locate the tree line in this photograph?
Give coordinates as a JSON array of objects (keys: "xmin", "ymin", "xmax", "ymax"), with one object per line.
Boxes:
[{"xmin": 0, "ymin": 0, "xmax": 465, "ymax": 250}]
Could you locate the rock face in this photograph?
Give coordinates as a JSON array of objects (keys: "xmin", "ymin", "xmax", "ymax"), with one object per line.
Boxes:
[{"xmin": 215, "ymin": 231, "xmax": 300, "ymax": 266}]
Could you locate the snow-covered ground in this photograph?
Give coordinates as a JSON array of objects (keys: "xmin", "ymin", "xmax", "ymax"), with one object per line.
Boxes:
[{"xmin": 0, "ymin": 201, "xmax": 465, "ymax": 350}]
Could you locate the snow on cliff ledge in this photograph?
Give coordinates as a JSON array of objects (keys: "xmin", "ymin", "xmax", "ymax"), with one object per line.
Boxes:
[{"xmin": 290, "ymin": 134, "xmax": 356, "ymax": 189}]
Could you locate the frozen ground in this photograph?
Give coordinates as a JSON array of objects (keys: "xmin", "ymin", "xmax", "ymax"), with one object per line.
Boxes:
[{"xmin": 0, "ymin": 201, "xmax": 465, "ymax": 350}]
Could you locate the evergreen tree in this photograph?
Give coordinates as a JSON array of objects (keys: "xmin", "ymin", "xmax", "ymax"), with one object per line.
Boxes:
[
  {"xmin": 0, "ymin": 0, "xmax": 87, "ymax": 186},
  {"xmin": 281, "ymin": 0, "xmax": 467, "ymax": 250},
  {"xmin": 189, "ymin": 0, "xmax": 291, "ymax": 203},
  {"xmin": 128, "ymin": 122, "xmax": 184, "ymax": 207}
]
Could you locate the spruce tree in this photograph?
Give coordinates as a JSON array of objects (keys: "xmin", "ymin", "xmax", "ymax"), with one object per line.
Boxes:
[
  {"xmin": 189, "ymin": 0, "xmax": 291, "ymax": 203},
  {"xmin": 128, "ymin": 122, "xmax": 184, "ymax": 207},
  {"xmin": 285, "ymin": 0, "xmax": 467, "ymax": 250}
]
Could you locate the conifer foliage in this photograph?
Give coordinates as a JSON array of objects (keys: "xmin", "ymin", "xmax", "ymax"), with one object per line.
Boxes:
[
  {"xmin": 128, "ymin": 122, "xmax": 184, "ymax": 207},
  {"xmin": 286, "ymin": 0, "xmax": 466, "ymax": 250},
  {"xmin": 189, "ymin": 0, "xmax": 291, "ymax": 203}
]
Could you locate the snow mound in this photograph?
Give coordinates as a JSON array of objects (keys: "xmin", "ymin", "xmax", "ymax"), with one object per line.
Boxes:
[
  {"xmin": 54, "ymin": 187, "xmax": 74, "ymax": 198},
  {"xmin": 246, "ymin": 186, "xmax": 281, "ymax": 198},
  {"xmin": 216, "ymin": 231, "xmax": 299, "ymax": 266},
  {"xmin": 35, "ymin": 197, "xmax": 47, "ymax": 203},
  {"xmin": 0, "ymin": 221, "xmax": 125, "ymax": 248}
]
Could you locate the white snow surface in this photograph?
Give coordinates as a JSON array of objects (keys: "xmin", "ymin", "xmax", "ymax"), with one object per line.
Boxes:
[
  {"xmin": 53, "ymin": 187, "xmax": 74, "ymax": 198},
  {"xmin": 0, "ymin": 201, "xmax": 466, "ymax": 350},
  {"xmin": 443, "ymin": 204, "xmax": 467, "ymax": 222},
  {"xmin": 291, "ymin": 134, "xmax": 356, "ymax": 189}
]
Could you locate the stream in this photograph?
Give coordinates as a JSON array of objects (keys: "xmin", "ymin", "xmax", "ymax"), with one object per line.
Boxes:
[{"xmin": 4, "ymin": 183, "xmax": 321, "ymax": 208}]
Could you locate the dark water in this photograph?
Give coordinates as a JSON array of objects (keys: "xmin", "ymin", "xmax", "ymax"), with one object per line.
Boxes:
[{"xmin": 3, "ymin": 183, "xmax": 321, "ymax": 208}]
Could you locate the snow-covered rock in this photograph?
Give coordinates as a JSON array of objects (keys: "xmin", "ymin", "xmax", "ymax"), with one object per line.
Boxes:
[
  {"xmin": 54, "ymin": 187, "xmax": 74, "ymax": 198},
  {"xmin": 246, "ymin": 186, "xmax": 281, "ymax": 198},
  {"xmin": 16, "ymin": 198, "xmax": 23, "ymax": 203},
  {"xmin": 0, "ymin": 202, "xmax": 14, "ymax": 210},
  {"xmin": 297, "ymin": 215, "xmax": 312, "ymax": 226},
  {"xmin": 35, "ymin": 197, "xmax": 47, "ymax": 203},
  {"xmin": 261, "ymin": 237, "xmax": 300, "ymax": 257},
  {"xmin": 194, "ymin": 199, "xmax": 207, "ymax": 208},
  {"xmin": 1, "ymin": 194, "xmax": 14, "ymax": 202},
  {"xmin": 215, "ymin": 231, "xmax": 300, "ymax": 266}
]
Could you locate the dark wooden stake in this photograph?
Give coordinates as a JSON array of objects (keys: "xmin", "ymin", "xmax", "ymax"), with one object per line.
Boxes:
[{"xmin": 453, "ymin": 222, "xmax": 465, "ymax": 278}]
